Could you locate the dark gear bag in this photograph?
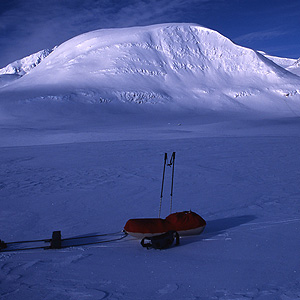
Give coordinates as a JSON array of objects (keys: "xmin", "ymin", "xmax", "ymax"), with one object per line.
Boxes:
[{"xmin": 141, "ymin": 230, "xmax": 180, "ymax": 249}]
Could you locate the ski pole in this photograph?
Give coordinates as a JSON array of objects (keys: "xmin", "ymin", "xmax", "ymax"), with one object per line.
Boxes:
[
  {"xmin": 169, "ymin": 152, "xmax": 176, "ymax": 214},
  {"xmin": 159, "ymin": 153, "xmax": 168, "ymax": 218}
]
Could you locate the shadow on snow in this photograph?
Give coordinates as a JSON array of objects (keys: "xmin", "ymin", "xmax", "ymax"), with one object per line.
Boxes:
[{"xmin": 181, "ymin": 215, "xmax": 256, "ymax": 246}]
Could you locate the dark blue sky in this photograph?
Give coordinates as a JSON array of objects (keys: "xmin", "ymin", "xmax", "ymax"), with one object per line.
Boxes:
[{"xmin": 0, "ymin": 0, "xmax": 299, "ymax": 68}]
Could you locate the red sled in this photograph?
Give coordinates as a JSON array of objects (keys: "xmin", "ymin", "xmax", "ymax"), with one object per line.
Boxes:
[{"xmin": 124, "ymin": 211, "xmax": 206, "ymax": 239}]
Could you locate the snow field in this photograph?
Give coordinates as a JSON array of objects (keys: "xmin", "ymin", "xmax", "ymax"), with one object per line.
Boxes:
[{"xmin": 1, "ymin": 129, "xmax": 300, "ymax": 299}]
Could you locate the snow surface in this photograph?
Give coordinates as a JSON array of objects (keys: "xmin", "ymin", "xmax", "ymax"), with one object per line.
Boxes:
[{"xmin": 0, "ymin": 23, "xmax": 300, "ymax": 300}]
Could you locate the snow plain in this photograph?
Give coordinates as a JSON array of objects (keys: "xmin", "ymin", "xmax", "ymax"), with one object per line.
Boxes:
[{"xmin": 0, "ymin": 23, "xmax": 300, "ymax": 299}]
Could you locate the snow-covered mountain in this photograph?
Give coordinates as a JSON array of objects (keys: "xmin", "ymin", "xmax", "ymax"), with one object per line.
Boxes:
[{"xmin": 0, "ymin": 23, "xmax": 299, "ymax": 116}]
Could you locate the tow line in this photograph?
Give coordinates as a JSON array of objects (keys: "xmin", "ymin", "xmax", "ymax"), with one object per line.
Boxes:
[{"xmin": 0, "ymin": 230, "xmax": 128, "ymax": 252}]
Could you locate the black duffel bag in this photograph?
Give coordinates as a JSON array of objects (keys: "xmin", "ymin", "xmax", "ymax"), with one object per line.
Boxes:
[{"xmin": 141, "ymin": 230, "xmax": 179, "ymax": 249}]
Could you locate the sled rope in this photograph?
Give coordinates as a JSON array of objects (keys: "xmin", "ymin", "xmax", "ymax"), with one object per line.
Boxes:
[
  {"xmin": 3, "ymin": 230, "xmax": 122, "ymax": 246},
  {"xmin": 53, "ymin": 232, "xmax": 128, "ymax": 248},
  {"xmin": 0, "ymin": 231, "xmax": 127, "ymax": 252},
  {"xmin": 60, "ymin": 231, "xmax": 123, "ymax": 242}
]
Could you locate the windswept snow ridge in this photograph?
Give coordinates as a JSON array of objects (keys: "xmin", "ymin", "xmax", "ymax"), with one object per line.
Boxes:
[
  {"xmin": 0, "ymin": 23, "xmax": 299, "ymax": 115},
  {"xmin": 0, "ymin": 48, "xmax": 54, "ymax": 89},
  {"xmin": 262, "ymin": 53, "xmax": 300, "ymax": 76},
  {"xmin": 287, "ymin": 57, "xmax": 300, "ymax": 76},
  {"xmin": 262, "ymin": 53, "xmax": 297, "ymax": 69},
  {"xmin": 0, "ymin": 49, "xmax": 53, "ymax": 76}
]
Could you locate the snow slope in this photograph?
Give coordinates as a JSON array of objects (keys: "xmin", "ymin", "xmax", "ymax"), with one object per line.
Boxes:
[
  {"xmin": 0, "ymin": 23, "xmax": 299, "ymax": 117},
  {"xmin": 261, "ymin": 52, "xmax": 296, "ymax": 68},
  {"xmin": 262, "ymin": 53, "xmax": 300, "ymax": 76},
  {"xmin": 288, "ymin": 58, "xmax": 300, "ymax": 76}
]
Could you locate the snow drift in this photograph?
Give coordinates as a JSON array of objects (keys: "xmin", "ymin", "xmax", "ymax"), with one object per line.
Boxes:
[{"xmin": 0, "ymin": 23, "xmax": 299, "ymax": 116}]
